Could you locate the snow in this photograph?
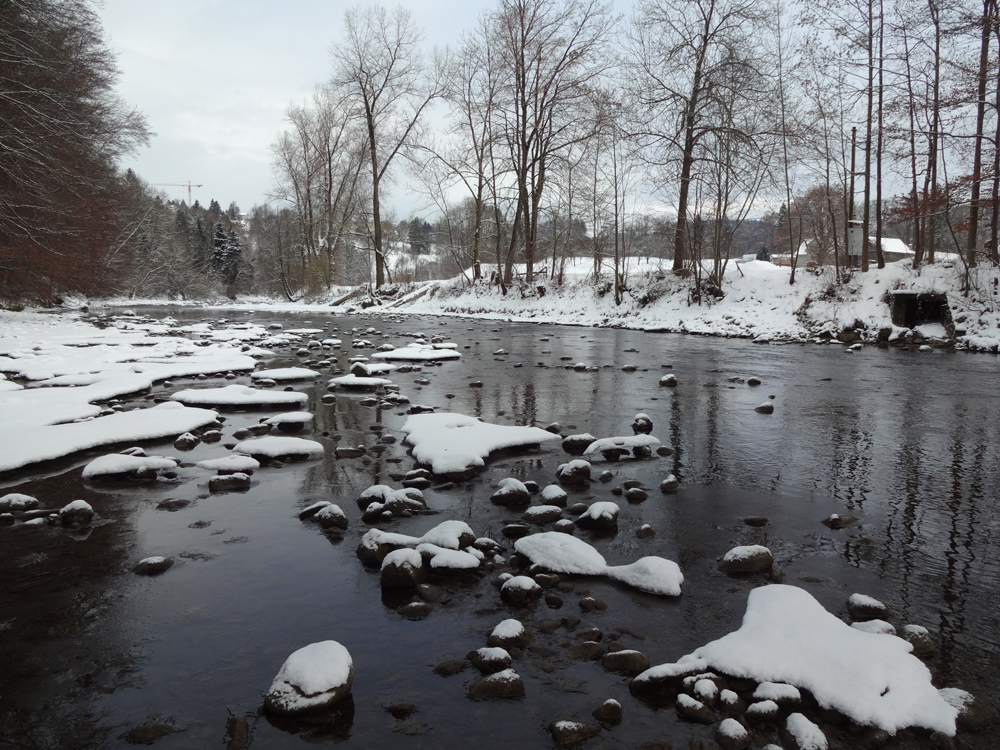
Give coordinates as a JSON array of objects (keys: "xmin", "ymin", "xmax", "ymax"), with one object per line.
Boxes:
[
  {"xmin": 494, "ymin": 477, "xmax": 529, "ymax": 495},
  {"xmin": 371, "ymin": 344, "xmax": 461, "ymax": 361},
  {"xmin": 263, "ymin": 411, "xmax": 313, "ymax": 425},
  {"xmin": 0, "ymin": 493, "xmax": 38, "ymax": 511},
  {"xmin": 360, "ymin": 520, "xmax": 475, "ymax": 554},
  {"xmin": 524, "ymin": 504, "xmax": 563, "ymax": 519},
  {"xmin": 677, "ymin": 693, "xmax": 706, "ymax": 711},
  {"xmin": 785, "ymin": 713, "xmax": 828, "ymax": 750},
  {"xmin": 233, "ymin": 436, "xmax": 324, "ymax": 458},
  {"xmin": 636, "ymin": 585, "xmax": 958, "ymax": 735},
  {"xmin": 578, "ymin": 501, "xmax": 619, "ymax": 523},
  {"xmin": 583, "ymin": 435, "xmax": 661, "ymax": 458},
  {"xmin": 605, "ymin": 557, "xmax": 684, "ymax": 596},
  {"xmin": 381, "ymin": 548, "xmax": 423, "ymax": 570},
  {"xmin": 852, "ymin": 620, "xmax": 896, "ymax": 635},
  {"xmin": 400, "ymin": 412, "xmax": 560, "ymax": 474},
  {"xmin": 754, "ymin": 682, "xmax": 801, "ymax": 702},
  {"xmin": 266, "ymin": 641, "xmax": 353, "ymax": 713},
  {"xmin": 250, "ymin": 367, "xmax": 320, "ymax": 381},
  {"xmin": 491, "ymin": 619, "xmax": 524, "ymax": 639},
  {"xmin": 417, "ymin": 520, "xmax": 475, "ymax": 549},
  {"xmin": 503, "ymin": 575, "xmax": 539, "ymax": 590},
  {"xmin": 723, "ymin": 545, "xmax": 771, "ymax": 562},
  {"xmin": 540, "ymin": 485, "xmax": 568, "ymax": 503},
  {"xmin": 196, "ymin": 455, "xmax": 261, "ymax": 472},
  {"xmin": 60, "ymin": 499, "xmax": 92, "ymax": 513},
  {"xmin": 82, "ymin": 454, "xmax": 177, "ymax": 478},
  {"xmin": 939, "ymin": 688, "xmax": 975, "ymax": 712},
  {"xmin": 170, "ymin": 384, "xmax": 307, "ymax": 407},
  {"xmin": 718, "ymin": 718, "xmax": 748, "ymax": 739},
  {"xmin": 514, "ymin": 532, "xmax": 683, "ymax": 595},
  {"xmin": 416, "ymin": 543, "xmax": 481, "ymax": 569},
  {"xmin": 848, "ymin": 593, "xmax": 885, "ymax": 609},
  {"xmin": 0, "ymin": 401, "xmax": 219, "ymax": 474},
  {"xmin": 328, "ymin": 374, "xmax": 393, "ymax": 388}
]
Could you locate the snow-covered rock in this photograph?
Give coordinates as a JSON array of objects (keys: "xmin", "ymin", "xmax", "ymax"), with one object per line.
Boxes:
[
  {"xmin": 718, "ymin": 545, "xmax": 774, "ymax": 574},
  {"xmin": 263, "ymin": 411, "xmax": 313, "ymax": 432},
  {"xmin": 556, "ymin": 459, "xmax": 592, "ymax": 484},
  {"xmin": 0, "ymin": 401, "xmax": 219, "ymax": 474},
  {"xmin": 401, "ymin": 412, "xmax": 559, "ymax": 476},
  {"xmin": 515, "ymin": 532, "xmax": 683, "ymax": 596},
  {"xmin": 0, "ymin": 493, "xmax": 40, "ymax": 512},
  {"xmin": 196, "ymin": 455, "xmax": 260, "ymax": 473},
  {"xmin": 356, "ymin": 520, "xmax": 477, "ymax": 566},
  {"xmin": 491, "ymin": 477, "xmax": 532, "ymax": 507},
  {"xmin": 633, "ymin": 585, "xmax": 960, "ymax": 735},
  {"xmin": 328, "ymin": 374, "xmax": 392, "ymax": 389},
  {"xmin": 82, "ymin": 454, "xmax": 177, "ymax": 479},
  {"xmin": 583, "ymin": 434, "xmax": 661, "ymax": 461},
  {"xmin": 575, "ymin": 501, "xmax": 619, "ymax": 530},
  {"xmin": 250, "ymin": 367, "xmax": 319, "ymax": 381},
  {"xmin": 170, "ymin": 384, "xmax": 307, "ymax": 407},
  {"xmin": 134, "ymin": 556, "xmax": 174, "ymax": 575},
  {"xmin": 782, "ymin": 713, "xmax": 828, "ymax": 750},
  {"xmin": 59, "ymin": 499, "xmax": 93, "ymax": 526},
  {"xmin": 372, "ymin": 343, "xmax": 461, "ymax": 361},
  {"xmin": 233, "ymin": 436, "xmax": 324, "ymax": 460},
  {"xmin": 264, "ymin": 641, "xmax": 354, "ymax": 715}
]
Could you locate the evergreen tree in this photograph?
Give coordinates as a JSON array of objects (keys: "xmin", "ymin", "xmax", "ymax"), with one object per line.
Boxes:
[
  {"xmin": 208, "ymin": 199, "xmax": 223, "ymax": 215},
  {"xmin": 222, "ymin": 228, "xmax": 243, "ymax": 285},
  {"xmin": 227, "ymin": 202, "xmax": 241, "ymax": 221},
  {"xmin": 210, "ymin": 222, "xmax": 228, "ymax": 275}
]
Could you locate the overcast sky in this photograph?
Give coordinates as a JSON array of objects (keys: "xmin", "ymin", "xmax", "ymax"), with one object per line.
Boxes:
[{"xmin": 99, "ymin": 0, "xmax": 499, "ymax": 217}]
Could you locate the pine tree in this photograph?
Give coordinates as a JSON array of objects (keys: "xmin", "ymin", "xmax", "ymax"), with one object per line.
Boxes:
[{"xmin": 210, "ymin": 222, "xmax": 228, "ymax": 275}]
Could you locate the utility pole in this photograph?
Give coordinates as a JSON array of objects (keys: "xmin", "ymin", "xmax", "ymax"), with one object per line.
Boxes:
[{"xmin": 151, "ymin": 181, "xmax": 204, "ymax": 206}]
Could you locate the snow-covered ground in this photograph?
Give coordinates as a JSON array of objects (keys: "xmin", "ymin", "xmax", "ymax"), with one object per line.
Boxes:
[
  {"xmin": 80, "ymin": 256, "xmax": 1000, "ymax": 352},
  {"xmin": 395, "ymin": 257, "xmax": 1000, "ymax": 352}
]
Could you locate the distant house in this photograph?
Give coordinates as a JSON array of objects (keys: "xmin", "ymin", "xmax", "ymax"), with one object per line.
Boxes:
[
  {"xmin": 869, "ymin": 237, "xmax": 913, "ymax": 263},
  {"xmin": 770, "ymin": 236, "xmax": 913, "ymax": 267}
]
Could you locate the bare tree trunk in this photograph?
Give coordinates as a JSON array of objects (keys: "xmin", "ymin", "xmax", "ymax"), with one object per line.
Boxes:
[
  {"xmin": 874, "ymin": 0, "xmax": 885, "ymax": 269},
  {"xmin": 966, "ymin": 0, "xmax": 996, "ymax": 267},
  {"xmin": 861, "ymin": 0, "xmax": 874, "ymax": 273},
  {"xmin": 990, "ymin": 20, "xmax": 1000, "ymax": 264}
]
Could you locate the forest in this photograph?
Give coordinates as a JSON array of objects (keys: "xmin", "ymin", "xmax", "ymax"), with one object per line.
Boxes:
[{"xmin": 1, "ymin": 0, "xmax": 998, "ymax": 304}]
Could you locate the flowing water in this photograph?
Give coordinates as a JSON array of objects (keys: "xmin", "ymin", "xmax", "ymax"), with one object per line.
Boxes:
[{"xmin": 1, "ymin": 307, "xmax": 998, "ymax": 749}]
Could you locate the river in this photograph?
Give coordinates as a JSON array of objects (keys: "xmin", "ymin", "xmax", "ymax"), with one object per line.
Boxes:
[{"xmin": 1, "ymin": 307, "xmax": 997, "ymax": 749}]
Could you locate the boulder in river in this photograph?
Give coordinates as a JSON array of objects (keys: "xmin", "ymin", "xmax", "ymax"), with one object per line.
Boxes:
[
  {"xmin": 264, "ymin": 641, "xmax": 354, "ymax": 715},
  {"xmin": 718, "ymin": 545, "xmax": 773, "ymax": 574},
  {"xmin": 548, "ymin": 720, "xmax": 601, "ymax": 747},
  {"xmin": 59, "ymin": 500, "xmax": 93, "ymax": 527}
]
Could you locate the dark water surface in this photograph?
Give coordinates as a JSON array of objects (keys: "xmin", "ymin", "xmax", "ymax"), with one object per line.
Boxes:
[{"xmin": 1, "ymin": 308, "xmax": 998, "ymax": 749}]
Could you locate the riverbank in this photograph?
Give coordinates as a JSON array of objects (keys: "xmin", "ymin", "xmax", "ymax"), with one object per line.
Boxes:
[{"xmin": 38, "ymin": 256, "xmax": 1000, "ymax": 353}]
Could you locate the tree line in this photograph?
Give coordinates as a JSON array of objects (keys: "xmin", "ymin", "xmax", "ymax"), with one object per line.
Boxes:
[{"xmin": 2, "ymin": 0, "xmax": 997, "ymax": 304}]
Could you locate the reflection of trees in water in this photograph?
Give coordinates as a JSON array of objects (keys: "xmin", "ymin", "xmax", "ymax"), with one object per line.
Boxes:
[{"xmin": 0, "ymin": 475, "xmax": 140, "ymax": 750}]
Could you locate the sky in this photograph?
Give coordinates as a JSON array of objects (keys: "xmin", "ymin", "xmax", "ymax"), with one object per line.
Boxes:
[{"xmin": 99, "ymin": 0, "xmax": 498, "ymax": 218}]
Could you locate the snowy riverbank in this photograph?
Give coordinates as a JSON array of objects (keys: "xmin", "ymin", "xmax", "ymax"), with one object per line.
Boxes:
[
  {"xmin": 395, "ymin": 258, "xmax": 1000, "ymax": 353},
  {"xmin": 37, "ymin": 255, "xmax": 1000, "ymax": 353}
]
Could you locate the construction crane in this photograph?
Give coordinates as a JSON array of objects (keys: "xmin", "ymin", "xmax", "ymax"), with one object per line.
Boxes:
[{"xmin": 151, "ymin": 181, "xmax": 203, "ymax": 206}]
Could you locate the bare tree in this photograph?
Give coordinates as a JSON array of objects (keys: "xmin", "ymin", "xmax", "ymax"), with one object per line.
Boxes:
[
  {"xmin": 0, "ymin": 0, "xmax": 148, "ymax": 300},
  {"xmin": 271, "ymin": 87, "xmax": 368, "ymax": 292},
  {"xmin": 486, "ymin": 0, "xmax": 615, "ymax": 288},
  {"xmin": 332, "ymin": 5, "xmax": 441, "ymax": 289},
  {"xmin": 628, "ymin": 0, "xmax": 767, "ymax": 274}
]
